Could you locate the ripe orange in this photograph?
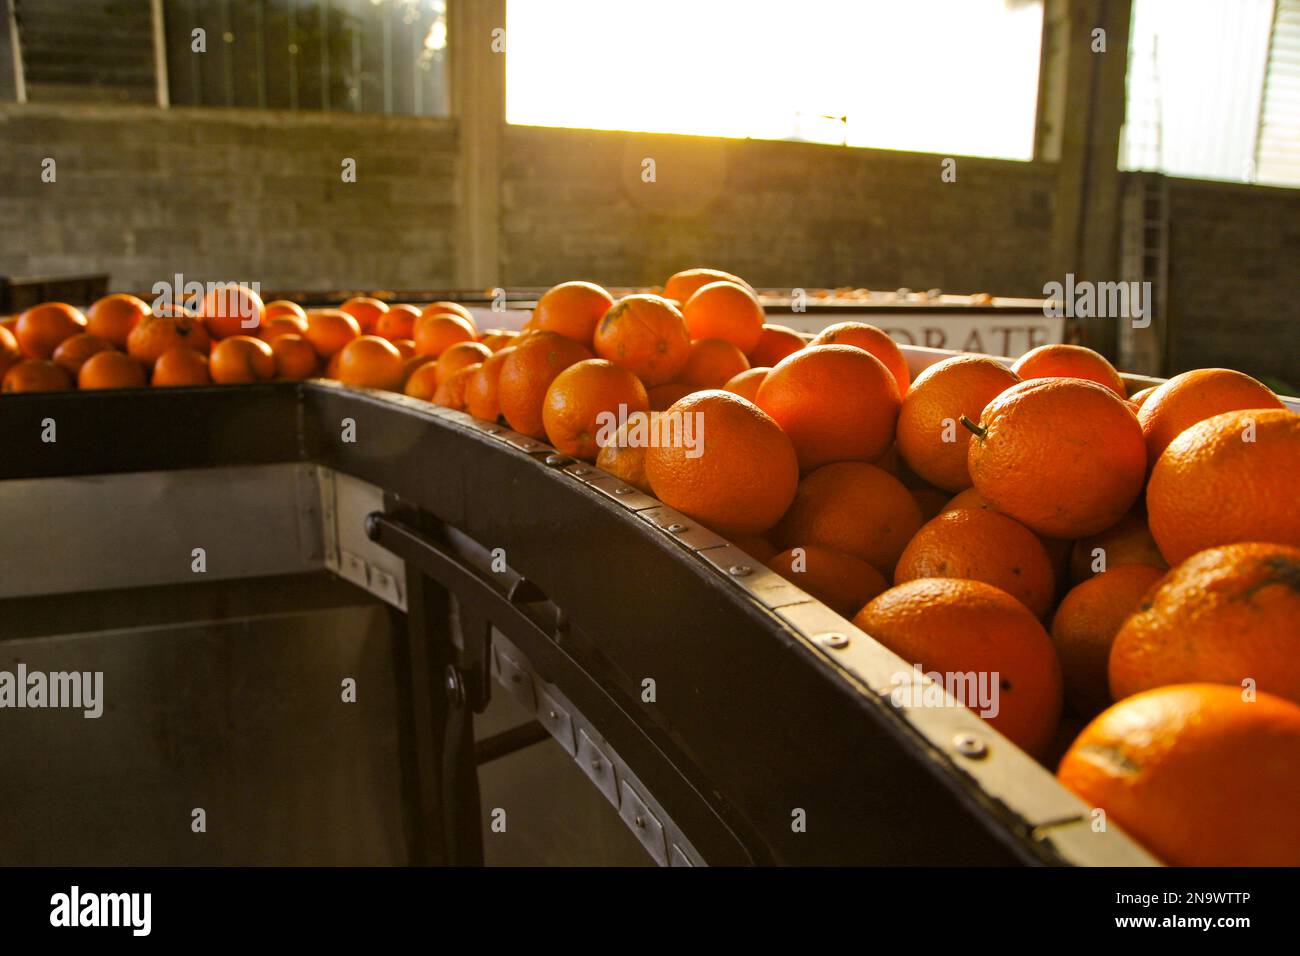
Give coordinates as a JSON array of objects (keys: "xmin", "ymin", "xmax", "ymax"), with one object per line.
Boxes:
[
  {"xmin": 392, "ymin": 339, "xmax": 416, "ymax": 359},
  {"xmin": 1011, "ymin": 343, "xmax": 1125, "ymax": 396},
  {"xmin": 895, "ymin": 509, "xmax": 1056, "ymax": 619},
  {"xmin": 432, "ymin": 363, "xmax": 480, "ymax": 410},
  {"xmin": 200, "ymin": 283, "xmax": 265, "ymax": 339},
  {"xmin": 0, "ymin": 325, "xmax": 22, "ymax": 380},
  {"xmin": 85, "ymin": 293, "xmax": 148, "ymax": 347},
  {"xmin": 746, "ymin": 324, "xmax": 804, "ymax": 367},
  {"xmin": 436, "ymin": 341, "xmax": 493, "ymax": 385},
  {"xmin": 1109, "ymin": 542, "xmax": 1300, "ymax": 705},
  {"xmin": 644, "ymin": 390, "xmax": 799, "ymax": 537},
  {"xmin": 896, "ymin": 355, "xmax": 1020, "ymax": 492},
  {"xmin": 126, "ymin": 313, "xmax": 211, "ymax": 367},
  {"xmin": 263, "ymin": 299, "xmax": 308, "ymax": 324},
  {"xmin": 339, "ymin": 296, "xmax": 388, "ymax": 334},
  {"xmin": 940, "ymin": 486, "xmax": 995, "ymax": 514},
  {"xmin": 756, "ymin": 344, "xmax": 900, "ymax": 473},
  {"xmin": 497, "ymin": 331, "xmax": 594, "ymax": 438},
  {"xmin": 413, "ymin": 312, "xmax": 476, "ymax": 357},
  {"xmin": 404, "ymin": 362, "xmax": 440, "ymax": 401},
  {"xmin": 52, "ymin": 333, "xmax": 113, "ymax": 377},
  {"xmin": 152, "ymin": 346, "xmax": 211, "ymax": 386},
  {"xmin": 2, "ymin": 359, "xmax": 73, "ymax": 393},
  {"xmin": 664, "ymin": 267, "xmax": 752, "ymax": 304},
  {"xmin": 647, "ymin": 382, "xmax": 695, "ymax": 411},
  {"xmin": 767, "ymin": 545, "xmax": 887, "ymax": 616},
  {"xmin": 270, "ymin": 334, "xmax": 318, "ymax": 380},
  {"xmin": 334, "ymin": 335, "xmax": 405, "ymax": 391},
  {"xmin": 774, "ymin": 462, "xmax": 923, "ymax": 575},
  {"xmin": 809, "ymin": 322, "xmax": 910, "ymax": 396},
  {"xmin": 465, "ymin": 347, "xmax": 513, "ymax": 422},
  {"xmin": 1068, "ymin": 511, "xmax": 1167, "ymax": 585},
  {"xmin": 593, "ymin": 294, "xmax": 691, "ymax": 386},
  {"xmin": 723, "ymin": 366, "xmax": 769, "ymax": 402},
  {"xmin": 682, "ymin": 281, "xmax": 764, "ymax": 353},
  {"xmin": 77, "ymin": 350, "xmax": 146, "ymax": 390},
  {"xmin": 15, "ymin": 302, "xmax": 86, "ymax": 359},
  {"xmin": 260, "ymin": 315, "xmax": 309, "ymax": 342},
  {"xmin": 477, "ymin": 329, "xmax": 514, "ymax": 352},
  {"xmin": 1049, "ymin": 564, "xmax": 1166, "ymax": 716},
  {"xmin": 1137, "ymin": 367, "xmax": 1283, "ymax": 466},
  {"xmin": 1057, "ymin": 684, "xmax": 1300, "ymax": 866},
  {"xmin": 854, "ymin": 578, "xmax": 1063, "ymax": 756},
  {"xmin": 209, "ymin": 335, "xmax": 276, "ymax": 383},
  {"xmin": 533, "ymin": 281, "xmax": 614, "ymax": 344},
  {"xmin": 1128, "ymin": 384, "xmax": 1158, "ymax": 409},
  {"xmin": 304, "ymin": 309, "xmax": 362, "ymax": 359},
  {"xmin": 679, "ymin": 338, "xmax": 750, "ymax": 388},
  {"xmin": 1146, "ymin": 408, "xmax": 1299, "ymax": 563},
  {"xmin": 374, "ymin": 303, "xmax": 421, "ymax": 341},
  {"xmin": 966, "ymin": 378, "xmax": 1146, "ymax": 538},
  {"xmin": 542, "ymin": 358, "xmax": 650, "ymax": 460},
  {"xmin": 594, "ymin": 410, "xmax": 659, "ymax": 493}
]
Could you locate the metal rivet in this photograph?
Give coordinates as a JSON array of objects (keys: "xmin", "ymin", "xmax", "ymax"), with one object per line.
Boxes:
[
  {"xmin": 814, "ymin": 632, "xmax": 849, "ymax": 649},
  {"xmin": 728, "ymin": 565, "xmax": 752, "ymax": 577},
  {"xmin": 634, "ymin": 816, "xmax": 646, "ymax": 829},
  {"xmin": 571, "ymin": 467, "xmax": 591, "ymax": 477},
  {"xmin": 590, "ymin": 759, "xmax": 603, "ymax": 773},
  {"xmin": 666, "ymin": 523, "xmax": 687, "ymax": 533},
  {"xmin": 614, "ymin": 486, "xmax": 634, "ymax": 495},
  {"xmin": 953, "ymin": 734, "xmax": 988, "ymax": 759},
  {"xmin": 544, "ymin": 454, "xmax": 571, "ymax": 467},
  {"xmin": 547, "ymin": 710, "xmax": 557, "ymax": 720}
]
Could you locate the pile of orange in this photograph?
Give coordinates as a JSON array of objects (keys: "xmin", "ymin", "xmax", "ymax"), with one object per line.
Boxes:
[{"xmin": 5, "ymin": 273, "xmax": 1298, "ymax": 867}]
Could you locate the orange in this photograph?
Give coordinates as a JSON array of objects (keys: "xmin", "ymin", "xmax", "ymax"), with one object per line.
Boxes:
[
  {"xmin": 436, "ymin": 341, "xmax": 493, "ymax": 385},
  {"xmin": 339, "ymin": 296, "xmax": 388, "ymax": 334},
  {"xmin": 1128, "ymin": 384, "xmax": 1158, "ymax": 409},
  {"xmin": 260, "ymin": 315, "xmax": 309, "ymax": 342},
  {"xmin": 374, "ymin": 303, "xmax": 422, "ymax": 341},
  {"xmin": 152, "ymin": 347, "xmax": 211, "ymax": 387},
  {"xmin": 419, "ymin": 301, "xmax": 477, "ymax": 331},
  {"xmin": 263, "ymin": 299, "xmax": 308, "ymax": 324},
  {"xmin": 432, "ymin": 363, "xmax": 480, "ymax": 410},
  {"xmin": 335, "ymin": 335, "xmax": 405, "ymax": 391},
  {"xmin": 747, "ymin": 324, "xmax": 804, "ymax": 367},
  {"xmin": 594, "ymin": 410, "xmax": 659, "ymax": 493},
  {"xmin": 126, "ymin": 313, "xmax": 211, "ymax": 367},
  {"xmin": 679, "ymin": 338, "xmax": 749, "ymax": 388},
  {"xmin": 1050, "ymin": 564, "xmax": 1166, "ymax": 716},
  {"xmin": 593, "ymin": 294, "xmax": 691, "ymax": 386},
  {"xmin": 755, "ymin": 344, "xmax": 900, "ymax": 473},
  {"xmin": 52, "ymin": 333, "xmax": 113, "ymax": 377},
  {"xmin": 644, "ymin": 390, "xmax": 799, "ymax": 537},
  {"xmin": 0, "ymin": 325, "xmax": 22, "ymax": 381},
  {"xmin": 647, "ymin": 382, "xmax": 695, "ymax": 411},
  {"xmin": 533, "ymin": 281, "xmax": 614, "ymax": 344},
  {"xmin": 895, "ymin": 509, "xmax": 1056, "ymax": 619},
  {"xmin": 85, "ymin": 293, "xmax": 148, "ymax": 347},
  {"xmin": 2, "ymin": 359, "xmax": 72, "ymax": 393},
  {"xmin": 809, "ymin": 322, "xmax": 910, "ymax": 396},
  {"xmin": 681, "ymin": 281, "xmax": 764, "ymax": 353},
  {"xmin": 304, "ymin": 309, "xmax": 362, "ymax": 358},
  {"xmin": 910, "ymin": 487, "xmax": 949, "ymax": 523},
  {"xmin": 1109, "ymin": 542, "xmax": 1300, "ymax": 705},
  {"xmin": 767, "ymin": 545, "xmax": 887, "ymax": 616},
  {"xmin": 1137, "ymin": 367, "xmax": 1283, "ymax": 466},
  {"xmin": 941, "ymin": 486, "xmax": 1072, "ymax": 595},
  {"xmin": 1057, "ymin": 684, "xmax": 1300, "ymax": 866},
  {"xmin": 200, "ymin": 283, "xmax": 265, "ymax": 339},
  {"xmin": 465, "ymin": 347, "xmax": 513, "ymax": 422},
  {"xmin": 77, "ymin": 350, "xmax": 146, "ymax": 390},
  {"xmin": 774, "ymin": 462, "xmax": 922, "ymax": 575},
  {"xmin": 1068, "ymin": 511, "xmax": 1167, "ymax": 585},
  {"xmin": 209, "ymin": 335, "xmax": 276, "ymax": 384},
  {"xmin": 664, "ymin": 267, "xmax": 752, "ymax": 304},
  {"xmin": 15, "ymin": 302, "xmax": 86, "ymax": 359},
  {"xmin": 413, "ymin": 313, "xmax": 476, "ymax": 357},
  {"xmin": 723, "ymin": 366, "xmax": 769, "ymax": 402},
  {"xmin": 940, "ymin": 486, "xmax": 995, "ymax": 514},
  {"xmin": 404, "ymin": 362, "xmax": 441, "ymax": 402},
  {"xmin": 497, "ymin": 331, "xmax": 594, "ymax": 437},
  {"xmin": 477, "ymin": 329, "xmax": 514, "ymax": 352},
  {"xmin": 965, "ymin": 378, "xmax": 1146, "ymax": 538},
  {"xmin": 896, "ymin": 354, "xmax": 1020, "ymax": 492},
  {"xmin": 271, "ymin": 334, "xmax": 319, "ymax": 380},
  {"xmin": 854, "ymin": 578, "xmax": 1063, "ymax": 756},
  {"xmin": 392, "ymin": 339, "xmax": 417, "ymax": 359},
  {"xmin": 1011, "ymin": 343, "xmax": 1124, "ymax": 397},
  {"xmin": 542, "ymin": 358, "xmax": 650, "ymax": 460},
  {"xmin": 1146, "ymin": 408, "xmax": 1300, "ymax": 563}
]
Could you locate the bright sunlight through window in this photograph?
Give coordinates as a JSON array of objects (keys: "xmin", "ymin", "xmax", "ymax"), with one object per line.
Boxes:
[{"xmin": 506, "ymin": 0, "xmax": 1044, "ymax": 160}]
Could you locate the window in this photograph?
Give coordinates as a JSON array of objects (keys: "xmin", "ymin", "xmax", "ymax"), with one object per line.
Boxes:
[{"xmin": 505, "ymin": 0, "xmax": 1044, "ymax": 161}]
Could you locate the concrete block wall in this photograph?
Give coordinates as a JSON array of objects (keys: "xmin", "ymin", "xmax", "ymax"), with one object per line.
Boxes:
[
  {"xmin": 1164, "ymin": 178, "xmax": 1300, "ymax": 385},
  {"xmin": 0, "ymin": 103, "xmax": 459, "ymax": 293},
  {"xmin": 500, "ymin": 125, "xmax": 1057, "ymax": 297}
]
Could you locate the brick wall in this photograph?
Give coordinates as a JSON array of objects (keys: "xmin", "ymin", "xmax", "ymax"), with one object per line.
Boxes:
[
  {"xmin": 500, "ymin": 125, "xmax": 1057, "ymax": 297},
  {"xmin": 0, "ymin": 103, "xmax": 459, "ymax": 293},
  {"xmin": 1165, "ymin": 178, "xmax": 1300, "ymax": 385}
]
